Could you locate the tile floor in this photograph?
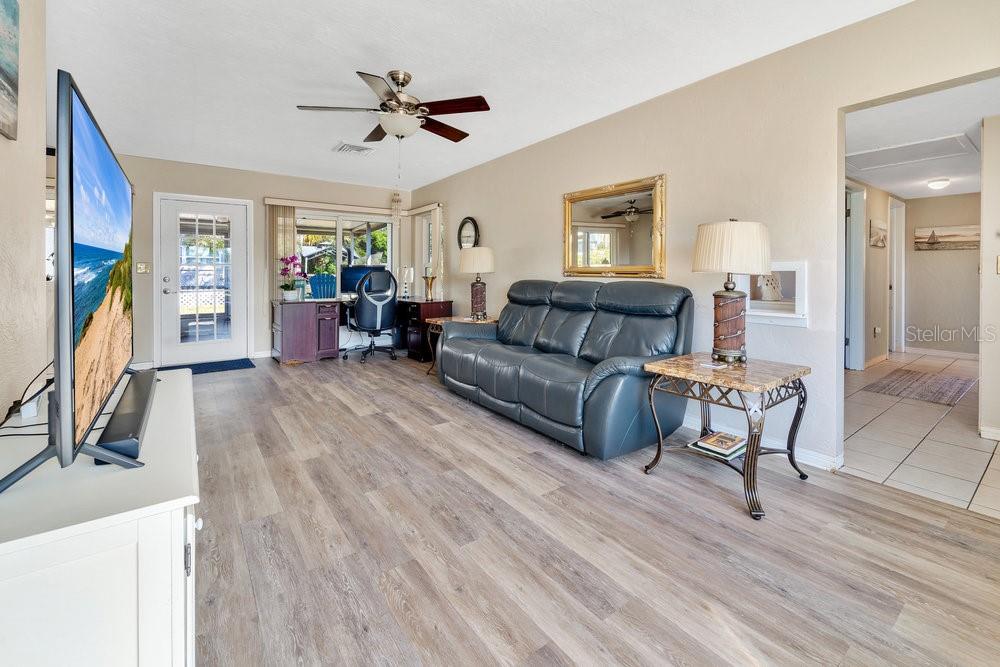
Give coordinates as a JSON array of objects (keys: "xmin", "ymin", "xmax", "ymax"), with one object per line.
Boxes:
[{"xmin": 842, "ymin": 351, "xmax": 1000, "ymax": 517}]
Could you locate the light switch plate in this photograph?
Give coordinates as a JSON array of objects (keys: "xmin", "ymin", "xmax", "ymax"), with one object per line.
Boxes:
[{"xmin": 135, "ymin": 262, "xmax": 151, "ymax": 274}]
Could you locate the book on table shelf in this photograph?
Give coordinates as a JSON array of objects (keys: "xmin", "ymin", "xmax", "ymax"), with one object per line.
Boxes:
[{"xmin": 688, "ymin": 431, "xmax": 746, "ymax": 460}]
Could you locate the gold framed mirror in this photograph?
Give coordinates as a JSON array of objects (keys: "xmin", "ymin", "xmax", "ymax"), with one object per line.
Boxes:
[{"xmin": 563, "ymin": 174, "xmax": 665, "ymax": 278}]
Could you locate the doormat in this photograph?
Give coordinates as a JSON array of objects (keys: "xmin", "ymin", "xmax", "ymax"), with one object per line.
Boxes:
[
  {"xmin": 159, "ymin": 358, "xmax": 256, "ymax": 375},
  {"xmin": 862, "ymin": 369, "xmax": 976, "ymax": 406}
]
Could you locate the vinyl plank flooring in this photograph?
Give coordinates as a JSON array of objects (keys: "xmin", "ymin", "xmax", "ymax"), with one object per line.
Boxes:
[{"xmin": 194, "ymin": 358, "xmax": 1000, "ymax": 665}]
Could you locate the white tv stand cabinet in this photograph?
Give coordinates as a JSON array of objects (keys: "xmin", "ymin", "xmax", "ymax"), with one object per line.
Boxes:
[{"xmin": 0, "ymin": 369, "xmax": 200, "ymax": 666}]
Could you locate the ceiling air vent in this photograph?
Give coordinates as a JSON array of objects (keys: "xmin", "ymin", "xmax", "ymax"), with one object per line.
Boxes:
[
  {"xmin": 847, "ymin": 134, "xmax": 978, "ymax": 172},
  {"xmin": 333, "ymin": 141, "xmax": 375, "ymax": 156}
]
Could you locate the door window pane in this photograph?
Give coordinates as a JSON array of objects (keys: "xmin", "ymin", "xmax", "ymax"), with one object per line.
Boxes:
[{"xmin": 178, "ymin": 214, "xmax": 232, "ymax": 343}]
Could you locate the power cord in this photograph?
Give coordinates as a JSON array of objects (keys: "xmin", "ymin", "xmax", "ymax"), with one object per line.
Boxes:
[{"xmin": 3, "ymin": 361, "xmax": 54, "ymax": 425}]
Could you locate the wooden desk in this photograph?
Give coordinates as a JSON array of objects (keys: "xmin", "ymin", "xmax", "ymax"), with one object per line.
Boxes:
[
  {"xmin": 644, "ymin": 352, "xmax": 810, "ymax": 519},
  {"xmin": 397, "ymin": 299, "xmax": 453, "ymax": 362},
  {"xmin": 271, "ymin": 299, "xmax": 343, "ymax": 363}
]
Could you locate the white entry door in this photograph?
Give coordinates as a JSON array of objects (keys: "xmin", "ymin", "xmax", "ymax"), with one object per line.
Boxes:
[{"xmin": 157, "ymin": 196, "xmax": 250, "ymax": 365}]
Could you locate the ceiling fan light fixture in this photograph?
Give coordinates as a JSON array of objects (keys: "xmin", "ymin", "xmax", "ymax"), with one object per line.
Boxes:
[
  {"xmin": 927, "ymin": 178, "xmax": 951, "ymax": 190},
  {"xmin": 378, "ymin": 112, "xmax": 422, "ymax": 138}
]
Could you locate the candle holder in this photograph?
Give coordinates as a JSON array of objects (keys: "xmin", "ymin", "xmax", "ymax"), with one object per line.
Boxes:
[{"xmin": 423, "ymin": 276, "xmax": 436, "ymax": 301}]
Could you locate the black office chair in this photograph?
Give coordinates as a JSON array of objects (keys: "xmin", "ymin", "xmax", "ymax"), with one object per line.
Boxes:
[{"xmin": 344, "ymin": 269, "xmax": 398, "ymax": 363}]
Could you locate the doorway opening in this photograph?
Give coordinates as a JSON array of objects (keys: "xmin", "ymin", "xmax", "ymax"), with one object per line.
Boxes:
[{"xmin": 840, "ymin": 75, "xmax": 998, "ymax": 515}]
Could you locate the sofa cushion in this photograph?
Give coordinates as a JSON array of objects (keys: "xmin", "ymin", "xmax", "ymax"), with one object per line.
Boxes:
[
  {"xmin": 596, "ymin": 281, "xmax": 691, "ymax": 316},
  {"xmin": 534, "ymin": 309, "xmax": 596, "ymax": 356},
  {"xmin": 578, "ymin": 311, "xmax": 678, "ymax": 363},
  {"xmin": 439, "ymin": 338, "xmax": 493, "ymax": 386},
  {"xmin": 475, "ymin": 344, "xmax": 541, "ymax": 402},
  {"xmin": 497, "ymin": 280, "xmax": 555, "ymax": 346},
  {"xmin": 532, "ymin": 281, "xmax": 599, "ymax": 356},
  {"xmin": 518, "ymin": 355, "xmax": 595, "ymax": 427},
  {"xmin": 507, "ymin": 280, "xmax": 556, "ymax": 306},
  {"xmin": 497, "ymin": 303, "xmax": 550, "ymax": 347}
]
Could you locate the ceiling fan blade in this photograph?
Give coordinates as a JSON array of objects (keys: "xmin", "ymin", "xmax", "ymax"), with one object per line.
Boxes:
[
  {"xmin": 421, "ymin": 117, "xmax": 469, "ymax": 142},
  {"xmin": 421, "ymin": 95, "xmax": 490, "ymax": 115},
  {"xmin": 356, "ymin": 71, "xmax": 401, "ymax": 105},
  {"xmin": 363, "ymin": 124, "xmax": 387, "ymax": 142},
  {"xmin": 297, "ymin": 105, "xmax": 380, "ymax": 112},
  {"xmin": 601, "ymin": 211, "xmax": 626, "ymax": 219}
]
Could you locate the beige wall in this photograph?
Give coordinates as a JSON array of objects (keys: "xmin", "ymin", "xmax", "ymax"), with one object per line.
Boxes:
[
  {"xmin": 0, "ymin": 1, "xmax": 46, "ymax": 411},
  {"xmin": 47, "ymin": 155, "xmax": 407, "ymax": 363},
  {"xmin": 982, "ymin": 116, "xmax": 1000, "ymax": 435},
  {"xmin": 905, "ymin": 193, "xmax": 981, "ymax": 354},
  {"xmin": 862, "ymin": 183, "xmax": 891, "ymax": 365},
  {"xmin": 414, "ymin": 0, "xmax": 1000, "ymax": 467}
]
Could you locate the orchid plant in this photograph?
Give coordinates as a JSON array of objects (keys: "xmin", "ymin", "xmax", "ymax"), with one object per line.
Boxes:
[{"xmin": 278, "ymin": 255, "xmax": 306, "ymax": 291}]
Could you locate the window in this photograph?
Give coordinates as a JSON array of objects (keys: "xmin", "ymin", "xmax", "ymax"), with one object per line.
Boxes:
[
  {"xmin": 575, "ymin": 229, "xmax": 614, "ymax": 267},
  {"xmin": 298, "ymin": 231, "xmax": 337, "ymax": 275}
]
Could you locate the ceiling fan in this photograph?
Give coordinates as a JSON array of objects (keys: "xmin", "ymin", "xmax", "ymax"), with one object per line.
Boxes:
[
  {"xmin": 297, "ymin": 70, "xmax": 490, "ymax": 143},
  {"xmin": 601, "ymin": 200, "xmax": 652, "ymax": 222}
]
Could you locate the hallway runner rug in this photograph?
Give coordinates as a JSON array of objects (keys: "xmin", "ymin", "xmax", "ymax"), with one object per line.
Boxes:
[{"xmin": 862, "ymin": 369, "xmax": 976, "ymax": 406}]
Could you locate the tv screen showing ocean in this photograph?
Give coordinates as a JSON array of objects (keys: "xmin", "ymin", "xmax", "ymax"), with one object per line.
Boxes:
[{"xmin": 72, "ymin": 242, "xmax": 123, "ymax": 345}]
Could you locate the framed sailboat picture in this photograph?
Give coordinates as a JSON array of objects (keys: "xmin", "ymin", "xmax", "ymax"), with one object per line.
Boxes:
[
  {"xmin": 914, "ymin": 225, "xmax": 980, "ymax": 251},
  {"xmin": 0, "ymin": 0, "xmax": 17, "ymax": 140}
]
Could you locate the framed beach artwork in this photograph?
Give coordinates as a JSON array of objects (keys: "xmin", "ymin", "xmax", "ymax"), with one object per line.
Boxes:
[
  {"xmin": 0, "ymin": 0, "xmax": 17, "ymax": 140},
  {"xmin": 914, "ymin": 224, "xmax": 980, "ymax": 251},
  {"xmin": 869, "ymin": 218, "xmax": 887, "ymax": 248}
]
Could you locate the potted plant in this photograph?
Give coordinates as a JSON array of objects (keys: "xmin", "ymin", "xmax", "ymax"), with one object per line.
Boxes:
[{"xmin": 279, "ymin": 255, "xmax": 305, "ymax": 301}]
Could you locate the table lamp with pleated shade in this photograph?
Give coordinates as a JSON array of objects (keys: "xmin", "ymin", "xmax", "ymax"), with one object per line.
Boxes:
[
  {"xmin": 692, "ymin": 219, "xmax": 771, "ymax": 363},
  {"xmin": 459, "ymin": 247, "xmax": 494, "ymax": 320}
]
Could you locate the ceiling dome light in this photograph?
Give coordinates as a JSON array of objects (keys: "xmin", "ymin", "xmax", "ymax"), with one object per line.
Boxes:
[
  {"xmin": 378, "ymin": 112, "xmax": 422, "ymax": 138},
  {"xmin": 927, "ymin": 178, "xmax": 951, "ymax": 190}
]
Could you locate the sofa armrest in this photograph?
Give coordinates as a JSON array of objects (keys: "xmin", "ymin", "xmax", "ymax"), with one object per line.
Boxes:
[
  {"xmin": 584, "ymin": 353, "xmax": 673, "ymax": 400},
  {"xmin": 441, "ymin": 320, "xmax": 498, "ymax": 342}
]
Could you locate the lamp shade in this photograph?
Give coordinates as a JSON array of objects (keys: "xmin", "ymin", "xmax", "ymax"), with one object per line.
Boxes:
[
  {"xmin": 401, "ymin": 266, "xmax": 415, "ymax": 283},
  {"xmin": 459, "ymin": 246, "xmax": 494, "ymax": 274},
  {"xmin": 692, "ymin": 220, "xmax": 771, "ymax": 275},
  {"xmin": 378, "ymin": 112, "xmax": 422, "ymax": 138}
]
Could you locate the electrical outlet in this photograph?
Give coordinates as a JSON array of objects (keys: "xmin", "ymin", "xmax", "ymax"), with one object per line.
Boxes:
[{"xmin": 135, "ymin": 262, "xmax": 151, "ymax": 274}]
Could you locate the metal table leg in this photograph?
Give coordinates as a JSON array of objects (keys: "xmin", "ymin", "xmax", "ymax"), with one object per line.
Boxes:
[
  {"xmin": 644, "ymin": 375, "xmax": 665, "ymax": 473},
  {"xmin": 786, "ymin": 379, "xmax": 808, "ymax": 480},
  {"xmin": 739, "ymin": 391, "xmax": 767, "ymax": 520},
  {"xmin": 700, "ymin": 400, "xmax": 713, "ymax": 437}
]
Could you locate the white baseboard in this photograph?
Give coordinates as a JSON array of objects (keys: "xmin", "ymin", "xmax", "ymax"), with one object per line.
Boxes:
[
  {"xmin": 251, "ymin": 350, "xmax": 273, "ymax": 359},
  {"xmin": 903, "ymin": 346, "xmax": 978, "ymax": 360},
  {"xmin": 980, "ymin": 426, "xmax": 1000, "ymax": 440},
  {"xmin": 681, "ymin": 415, "xmax": 842, "ymax": 472}
]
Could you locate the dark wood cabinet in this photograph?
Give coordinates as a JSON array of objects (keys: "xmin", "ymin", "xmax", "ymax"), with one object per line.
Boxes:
[
  {"xmin": 397, "ymin": 299, "xmax": 452, "ymax": 362},
  {"xmin": 272, "ymin": 300, "xmax": 341, "ymax": 363}
]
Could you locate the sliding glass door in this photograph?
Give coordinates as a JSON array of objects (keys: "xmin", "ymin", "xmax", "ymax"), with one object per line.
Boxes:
[{"xmin": 294, "ymin": 213, "xmax": 395, "ymax": 298}]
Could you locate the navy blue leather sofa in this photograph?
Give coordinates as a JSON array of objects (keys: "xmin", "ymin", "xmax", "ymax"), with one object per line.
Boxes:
[{"xmin": 437, "ymin": 280, "xmax": 693, "ymax": 459}]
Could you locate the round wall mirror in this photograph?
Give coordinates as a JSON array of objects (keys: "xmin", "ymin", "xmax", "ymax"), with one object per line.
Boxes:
[{"xmin": 457, "ymin": 217, "xmax": 479, "ymax": 249}]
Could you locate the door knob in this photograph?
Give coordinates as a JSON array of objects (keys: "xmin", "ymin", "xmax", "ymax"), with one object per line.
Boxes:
[{"xmin": 162, "ymin": 288, "xmax": 175, "ymax": 295}]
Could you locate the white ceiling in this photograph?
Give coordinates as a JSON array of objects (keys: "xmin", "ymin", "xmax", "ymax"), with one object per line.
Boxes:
[
  {"xmin": 846, "ymin": 75, "xmax": 1000, "ymax": 199},
  {"xmin": 48, "ymin": 0, "xmax": 910, "ymax": 191}
]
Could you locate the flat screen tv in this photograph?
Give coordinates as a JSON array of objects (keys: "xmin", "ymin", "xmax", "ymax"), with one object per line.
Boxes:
[
  {"xmin": 0, "ymin": 71, "xmax": 151, "ymax": 494},
  {"xmin": 52, "ymin": 69, "xmax": 135, "ymax": 464}
]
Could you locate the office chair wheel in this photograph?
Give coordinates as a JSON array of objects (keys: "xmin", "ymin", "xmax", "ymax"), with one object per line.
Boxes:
[
  {"xmin": 342, "ymin": 353, "xmax": 348, "ymax": 360},
  {"xmin": 390, "ymin": 351, "xmax": 397, "ymax": 360}
]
